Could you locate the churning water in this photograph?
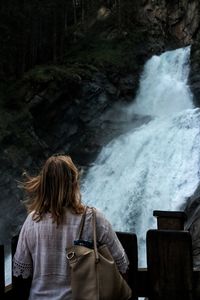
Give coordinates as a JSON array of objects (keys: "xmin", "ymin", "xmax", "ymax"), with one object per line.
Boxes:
[{"xmin": 82, "ymin": 46, "xmax": 200, "ymax": 266}]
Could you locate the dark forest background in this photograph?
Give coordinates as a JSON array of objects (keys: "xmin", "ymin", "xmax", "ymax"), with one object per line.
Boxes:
[{"xmin": 0, "ymin": 0, "xmax": 141, "ymax": 79}]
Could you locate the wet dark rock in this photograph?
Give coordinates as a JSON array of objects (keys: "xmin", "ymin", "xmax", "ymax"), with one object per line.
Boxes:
[
  {"xmin": 139, "ymin": 0, "xmax": 200, "ymax": 47},
  {"xmin": 189, "ymin": 31, "xmax": 200, "ymax": 106},
  {"xmin": 0, "ymin": 64, "xmax": 144, "ymax": 245},
  {"xmin": 118, "ymin": 75, "xmax": 136, "ymax": 102},
  {"xmin": 185, "ymin": 185, "xmax": 200, "ymax": 267}
]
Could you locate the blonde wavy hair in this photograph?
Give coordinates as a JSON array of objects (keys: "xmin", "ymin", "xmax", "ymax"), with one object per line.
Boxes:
[{"xmin": 21, "ymin": 155, "xmax": 84, "ymax": 225}]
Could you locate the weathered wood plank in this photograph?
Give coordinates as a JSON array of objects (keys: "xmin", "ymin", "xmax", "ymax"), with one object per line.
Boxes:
[
  {"xmin": 0, "ymin": 245, "xmax": 5, "ymax": 298},
  {"xmin": 116, "ymin": 232, "xmax": 138, "ymax": 300},
  {"xmin": 147, "ymin": 230, "xmax": 193, "ymax": 300},
  {"xmin": 137, "ymin": 268, "xmax": 149, "ymax": 297},
  {"xmin": 11, "ymin": 235, "xmax": 19, "ymax": 259},
  {"xmin": 193, "ymin": 270, "xmax": 200, "ymax": 300},
  {"xmin": 11, "ymin": 235, "xmax": 19, "ymax": 288},
  {"xmin": 153, "ymin": 210, "xmax": 187, "ymax": 230}
]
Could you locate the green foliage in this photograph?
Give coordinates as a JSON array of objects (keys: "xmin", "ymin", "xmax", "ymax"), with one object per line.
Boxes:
[
  {"xmin": 23, "ymin": 64, "xmax": 98, "ymax": 84},
  {"xmin": 23, "ymin": 66, "xmax": 73, "ymax": 84},
  {"xmin": 65, "ymin": 26, "xmax": 147, "ymax": 72},
  {"xmin": 2, "ymin": 63, "xmax": 99, "ymax": 111}
]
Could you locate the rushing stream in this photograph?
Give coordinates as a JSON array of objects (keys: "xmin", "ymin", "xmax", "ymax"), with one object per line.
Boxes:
[{"xmin": 82, "ymin": 46, "xmax": 200, "ymax": 266}]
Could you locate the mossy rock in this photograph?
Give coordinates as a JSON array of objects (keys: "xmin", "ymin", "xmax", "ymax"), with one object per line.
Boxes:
[
  {"xmin": 4, "ymin": 63, "xmax": 99, "ymax": 109},
  {"xmin": 23, "ymin": 64, "xmax": 98, "ymax": 84}
]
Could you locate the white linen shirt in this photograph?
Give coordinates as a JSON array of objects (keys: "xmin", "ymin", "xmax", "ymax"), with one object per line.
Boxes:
[{"xmin": 13, "ymin": 207, "xmax": 129, "ymax": 300}]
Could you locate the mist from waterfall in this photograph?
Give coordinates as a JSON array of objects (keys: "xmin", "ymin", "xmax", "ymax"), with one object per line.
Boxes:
[{"xmin": 82, "ymin": 46, "xmax": 200, "ymax": 266}]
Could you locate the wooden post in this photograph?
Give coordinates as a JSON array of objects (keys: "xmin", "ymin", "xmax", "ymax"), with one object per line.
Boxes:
[
  {"xmin": 0, "ymin": 245, "xmax": 5, "ymax": 298},
  {"xmin": 11, "ymin": 235, "xmax": 19, "ymax": 287},
  {"xmin": 147, "ymin": 229, "xmax": 193, "ymax": 300},
  {"xmin": 116, "ymin": 232, "xmax": 138, "ymax": 300},
  {"xmin": 153, "ymin": 210, "xmax": 187, "ymax": 230},
  {"xmin": 11, "ymin": 235, "xmax": 19, "ymax": 258}
]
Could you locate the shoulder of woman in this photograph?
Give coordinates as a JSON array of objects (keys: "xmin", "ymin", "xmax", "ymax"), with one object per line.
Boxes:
[
  {"xmin": 22, "ymin": 211, "xmax": 35, "ymax": 227},
  {"xmin": 86, "ymin": 206, "xmax": 110, "ymax": 226}
]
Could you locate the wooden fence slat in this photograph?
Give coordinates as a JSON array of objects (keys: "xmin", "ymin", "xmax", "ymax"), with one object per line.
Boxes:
[
  {"xmin": 116, "ymin": 231, "xmax": 138, "ymax": 300},
  {"xmin": 11, "ymin": 235, "xmax": 19, "ymax": 259},
  {"xmin": 153, "ymin": 210, "xmax": 187, "ymax": 230},
  {"xmin": 11, "ymin": 235, "xmax": 19, "ymax": 290},
  {"xmin": 147, "ymin": 230, "xmax": 193, "ymax": 300},
  {"xmin": 0, "ymin": 245, "xmax": 5, "ymax": 298}
]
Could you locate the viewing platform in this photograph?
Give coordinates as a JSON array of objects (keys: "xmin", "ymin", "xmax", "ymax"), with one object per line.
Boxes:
[{"xmin": 1, "ymin": 210, "xmax": 199, "ymax": 300}]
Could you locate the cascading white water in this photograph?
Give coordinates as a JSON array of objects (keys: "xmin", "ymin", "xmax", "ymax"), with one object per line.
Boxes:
[
  {"xmin": 82, "ymin": 46, "xmax": 200, "ymax": 266},
  {"xmin": 5, "ymin": 250, "xmax": 11, "ymax": 285},
  {"xmin": 132, "ymin": 47, "xmax": 194, "ymax": 116}
]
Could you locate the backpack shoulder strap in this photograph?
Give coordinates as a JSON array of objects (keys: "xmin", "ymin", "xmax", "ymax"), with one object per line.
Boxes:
[
  {"xmin": 77, "ymin": 206, "xmax": 88, "ymax": 240},
  {"xmin": 92, "ymin": 207, "xmax": 99, "ymax": 263}
]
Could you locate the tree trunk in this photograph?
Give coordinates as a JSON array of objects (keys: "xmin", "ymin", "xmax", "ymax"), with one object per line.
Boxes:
[
  {"xmin": 118, "ymin": 0, "xmax": 121, "ymax": 34},
  {"xmin": 53, "ymin": 8, "xmax": 57, "ymax": 63},
  {"xmin": 73, "ymin": 0, "xmax": 77, "ymax": 25}
]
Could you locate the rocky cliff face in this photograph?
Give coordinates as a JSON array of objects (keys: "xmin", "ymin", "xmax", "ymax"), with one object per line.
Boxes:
[
  {"xmin": 139, "ymin": 0, "xmax": 200, "ymax": 46},
  {"xmin": 139, "ymin": 0, "xmax": 200, "ymax": 106},
  {"xmin": 27, "ymin": 71, "xmax": 138, "ymax": 164},
  {"xmin": 1, "ymin": 0, "xmax": 200, "ymax": 245},
  {"xmin": 189, "ymin": 31, "xmax": 200, "ymax": 106},
  {"xmin": 0, "ymin": 67, "xmax": 139, "ymax": 244}
]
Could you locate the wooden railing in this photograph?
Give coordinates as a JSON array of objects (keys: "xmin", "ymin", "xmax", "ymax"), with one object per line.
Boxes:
[
  {"xmin": 1, "ymin": 210, "xmax": 200, "ymax": 300},
  {"xmin": 0, "ymin": 245, "xmax": 5, "ymax": 299}
]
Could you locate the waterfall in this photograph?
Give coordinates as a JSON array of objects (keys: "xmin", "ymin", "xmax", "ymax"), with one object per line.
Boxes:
[
  {"xmin": 133, "ymin": 47, "xmax": 193, "ymax": 117},
  {"xmin": 131, "ymin": 47, "xmax": 193, "ymax": 116},
  {"xmin": 82, "ymin": 46, "xmax": 200, "ymax": 266}
]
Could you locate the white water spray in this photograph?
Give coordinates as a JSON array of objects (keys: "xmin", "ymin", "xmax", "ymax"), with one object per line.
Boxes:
[
  {"xmin": 82, "ymin": 46, "xmax": 200, "ymax": 266},
  {"xmin": 132, "ymin": 47, "xmax": 194, "ymax": 116}
]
